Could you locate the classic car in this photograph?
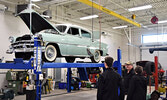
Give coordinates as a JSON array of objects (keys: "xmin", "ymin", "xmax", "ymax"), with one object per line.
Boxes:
[{"xmin": 7, "ymin": 9, "xmax": 108, "ymax": 63}]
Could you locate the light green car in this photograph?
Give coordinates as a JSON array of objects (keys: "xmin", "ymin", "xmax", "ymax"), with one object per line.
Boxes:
[{"xmin": 7, "ymin": 9, "xmax": 108, "ymax": 63}]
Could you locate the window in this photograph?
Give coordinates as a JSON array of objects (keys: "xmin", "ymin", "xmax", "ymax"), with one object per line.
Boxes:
[
  {"xmin": 81, "ymin": 30, "xmax": 91, "ymax": 38},
  {"xmin": 56, "ymin": 25, "xmax": 67, "ymax": 33},
  {"xmin": 42, "ymin": 29, "xmax": 58, "ymax": 34},
  {"xmin": 67, "ymin": 27, "xmax": 79, "ymax": 36},
  {"xmin": 142, "ymin": 34, "xmax": 167, "ymax": 43}
]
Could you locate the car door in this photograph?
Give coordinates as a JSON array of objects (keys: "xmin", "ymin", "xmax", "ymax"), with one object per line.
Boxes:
[
  {"xmin": 41, "ymin": 29, "xmax": 68, "ymax": 55},
  {"xmin": 79, "ymin": 29, "xmax": 93, "ymax": 56},
  {"xmin": 66, "ymin": 27, "xmax": 86, "ymax": 56}
]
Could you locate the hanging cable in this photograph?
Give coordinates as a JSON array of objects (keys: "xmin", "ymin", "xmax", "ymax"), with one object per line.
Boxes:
[
  {"xmin": 157, "ymin": 23, "xmax": 159, "ymax": 59},
  {"xmin": 91, "ymin": 0, "xmax": 94, "ymax": 42},
  {"xmin": 98, "ymin": 0, "xmax": 102, "ymax": 50}
]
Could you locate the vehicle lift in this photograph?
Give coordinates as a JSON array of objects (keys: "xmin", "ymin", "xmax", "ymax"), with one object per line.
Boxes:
[{"xmin": 0, "ymin": 36, "xmax": 122, "ymax": 100}]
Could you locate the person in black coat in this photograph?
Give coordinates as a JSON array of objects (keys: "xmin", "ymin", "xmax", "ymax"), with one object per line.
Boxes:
[
  {"xmin": 127, "ymin": 66, "xmax": 147, "ymax": 100},
  {"xmin": 97, "ymin": 56, "xmax": 123, "ymax": 100},
  {"xmin": 123, "ymin": 61, "xmax": 135, "ymax": 95}
]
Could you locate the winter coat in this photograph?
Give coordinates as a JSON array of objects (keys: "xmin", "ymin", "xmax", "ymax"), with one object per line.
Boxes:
[
  {"xmin": 97, "ymin": 68, "xmax": 123, "ymax": 100},
  {"xmin": 123, "ymin": 68, "xmax": 135, "ymax": 94},
  {"xmin": 127, "ymin": 74, "xmax": 147, "ymax": 100}
]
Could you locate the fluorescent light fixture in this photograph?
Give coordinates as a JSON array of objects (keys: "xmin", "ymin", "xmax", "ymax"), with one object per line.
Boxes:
[
  {"xmin": 31, "ymin": 0, "xmax": 41, "ymax": 2},
  {"xmin": 112, "ymin": 25, "xmax": 128, "ymax": 29},
  {"xmin": 80, "ymin": 15, "xmax": 98, "ymax": 20},
  {"xmin": 142, "ymin": 26, "xmax": 148, "ymax": 28},
  {"xmin": 158, "ymin": 20, "xmax": 167, "ymax": 24},
  {"xmin": 128, "ymin": 5, "xmax": 152, "ymax": 11}
]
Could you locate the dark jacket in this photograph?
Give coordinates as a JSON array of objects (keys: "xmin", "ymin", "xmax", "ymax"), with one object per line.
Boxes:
[
  {"xmin": 123, "ymin": 68, "xmax": 135, "ymax": 94},
  {"xmin": 97, "ymin": 68, "xmax": 123, "ymax": 100},
  {"xmin": 127, "ymin": 74, "xmax": 147, "ymax": 100}
]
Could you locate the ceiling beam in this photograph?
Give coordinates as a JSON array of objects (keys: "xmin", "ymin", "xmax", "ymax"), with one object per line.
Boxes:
[{"xmin": 77, "ymin": 0, "xmax": 141, "ymax": 27}]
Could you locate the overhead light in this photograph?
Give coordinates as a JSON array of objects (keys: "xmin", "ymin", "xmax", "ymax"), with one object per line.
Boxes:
[
  {"xmin": 112, "ymin": 25, "xmax": 128, "ymax": 29},
  {"xmin": 142, "ymin": 26, "xmax": 148, "ymax": 28},
  {"xmin": 80, "ymin": 15, "xmax": 98, "ymax": 20},
  {"xmin": 31, "ymin": 0, "xmax": 41, "ymax": 2},
  {"xmin": 128, "ymin": 5, "xmax": 152, "ymax": 12},
  {"xmin": 158, "ymin": 20, "xmax": 167, "ymax": 24}
]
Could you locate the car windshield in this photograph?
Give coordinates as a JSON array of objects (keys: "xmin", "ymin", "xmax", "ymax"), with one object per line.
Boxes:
[
  {"xmin": 56, "ymin": 25, "xmax": 67, "ymax": 33},
  {"xmin": 41, "ymin": 29, "xmax": 59, "ymax": 34}
]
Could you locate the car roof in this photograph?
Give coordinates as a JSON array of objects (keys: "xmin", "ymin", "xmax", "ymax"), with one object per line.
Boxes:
[{"xmin": 55, "ymin": 24, "xmax": 92, "ymax": 33}]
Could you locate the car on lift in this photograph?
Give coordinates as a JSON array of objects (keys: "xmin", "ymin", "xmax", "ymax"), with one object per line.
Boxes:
[
  {"xmin": 6, "ymin": 9, "xmax": 108, "ymax": 63},
  {"xmin": 136, "ymin": 61, "xmax": 162, "ymax": 75}
]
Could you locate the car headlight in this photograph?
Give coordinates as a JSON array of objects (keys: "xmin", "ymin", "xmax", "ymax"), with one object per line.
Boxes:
[{"xmin": 9, "ymin": 36, "xmax": 14, "ymax": 43}]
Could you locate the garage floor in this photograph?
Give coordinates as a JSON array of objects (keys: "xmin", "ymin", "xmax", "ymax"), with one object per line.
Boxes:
[
  {"xmin": 15, "ymin": 88, "xmax": 97, "ymax": 100},
  {"xmin": 14, "ymin": 87, "xmax": 164, "ymax": 100}
]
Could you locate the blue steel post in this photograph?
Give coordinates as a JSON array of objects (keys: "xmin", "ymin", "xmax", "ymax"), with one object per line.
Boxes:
[
  {"xmin": 34, "ymin": 37, "xmax": 42, "ymax": 100},
  {"xmin": 67, "ymin": 68, "xmax": 71, "ymax": 92},
  {"xmin": 117, "ymin": 49, "xmax": 122, "ymax": 76}
]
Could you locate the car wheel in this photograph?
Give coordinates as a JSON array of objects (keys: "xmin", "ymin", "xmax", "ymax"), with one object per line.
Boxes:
[
  {"xmin": 44, "ymin": 45, "xmax": 57, "ymax": 62},
  {"xmin": 91, "ymin": 50, "xmax": 101, "ymax": 63},
  {"xmin": 65, "ymin": 57, "xmax": 75, "ymax": 63}
]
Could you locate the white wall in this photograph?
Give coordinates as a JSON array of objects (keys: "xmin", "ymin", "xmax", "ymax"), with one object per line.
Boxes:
[
  {"xmin": 0, "ymin": 11, "xmax": 29, "ymax": 88},
  {"xmin": 121, "ymin": 27, "xmax": 167, "ymax": 70},
  {"xmin": 101, "ymin": 34, "xmax": 123, "ymax": 60},
  {"xmin": 121, "ymin": 31, "xmax": 141, "ymax": 65},
  {"xmin": 0, "ymin": 12, "xmax": 29, "ymax": 61}
]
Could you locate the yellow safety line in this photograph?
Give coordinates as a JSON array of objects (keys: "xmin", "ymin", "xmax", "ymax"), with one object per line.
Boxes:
[{"xmin": 77, "ymin": 0, "xmax": 141, "ymax": 27}]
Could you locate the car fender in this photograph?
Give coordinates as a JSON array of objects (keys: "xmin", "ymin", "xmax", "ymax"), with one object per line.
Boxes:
[{"xmin": 44, "ymin": 41, "xmax": 68, "ymax": 56}]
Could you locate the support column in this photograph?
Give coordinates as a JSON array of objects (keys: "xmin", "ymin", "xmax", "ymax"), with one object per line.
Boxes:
[
  {"xmin": 34, "ymin": 36, "xmax": 42, "ymax": 100},
  {"xmin": 67, "ymin": 68, "xmax": 71, "ymax": 92},
  {"xmin": 117, "ymin": 49, "xmax": 122, "ymax": 76},
  {"xmin": 154, "ymin": 56, "xmax": 158, "ymax": 90}
]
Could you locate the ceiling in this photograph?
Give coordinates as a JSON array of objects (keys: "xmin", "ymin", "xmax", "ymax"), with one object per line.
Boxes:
[{"xmin": 0, "ymin": 0, "xmax": 167, "ymax": 33}]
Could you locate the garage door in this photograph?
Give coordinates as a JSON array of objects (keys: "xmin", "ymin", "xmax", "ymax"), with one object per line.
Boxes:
[{"xmin": 141, "ymin": 49, "xmax": 167, "ymax": 69}]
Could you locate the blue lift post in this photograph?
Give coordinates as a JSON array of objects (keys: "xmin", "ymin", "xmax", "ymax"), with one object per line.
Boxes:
[
  {"xmin": 117, "ymin": 49, "xmax": 122, "ymax": 76},
  {"xmin": 67, "ymin": 68, "xmax": 71, "ymax": 92},
  {"xmin": 34, "ymin": 37, "xmax": 42, "ymax": 100},
  {"xmin": 113, "ymin": 49, "xmax": 122, "ymax": 75}
]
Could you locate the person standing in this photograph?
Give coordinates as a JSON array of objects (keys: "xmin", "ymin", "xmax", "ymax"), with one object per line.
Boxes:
[
  {"xmin": 123, "ymin": 61, "xmax": 135, "ymax": 95},
  {"xmin": 97, "ymin": 56, "xmax": 123, "ymax": 100},
  {"xmin": 127, "ymin": 66, "xmax": 147, "ymax": 100}
]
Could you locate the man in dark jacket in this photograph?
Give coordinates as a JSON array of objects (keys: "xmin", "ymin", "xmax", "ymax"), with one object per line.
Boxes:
[
  {"xmin": 127, "ymin": 66, "xmax": 147, "ymax": 100},
  {"xmin": 97, "ymin": 56, "xmax": 123, "ymax": 100},
  {"xmin": 123, "ymin": 61, "xmax": 135, "ymax": 94}
]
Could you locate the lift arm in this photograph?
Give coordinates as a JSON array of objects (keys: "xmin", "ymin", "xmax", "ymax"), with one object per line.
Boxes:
[
  {"xmin": 77, "ymin": 0, "xmax": 141, "ymax": 27},
  {"xmin": 0, "ymin": 58, "xmax": 33, "ymax": 69}
]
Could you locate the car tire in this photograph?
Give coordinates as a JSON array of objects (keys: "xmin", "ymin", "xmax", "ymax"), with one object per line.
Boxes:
[
  {"xmin": 65, "ymin": 57, "xmax": 75, "ymax": 63},
  {"xmin": 44, "ymin": 45, "xmax": 57, "ymax": 62},
  {"xmin": 90, "ymin": 50, "xmax": 101, "ymax": 63}
]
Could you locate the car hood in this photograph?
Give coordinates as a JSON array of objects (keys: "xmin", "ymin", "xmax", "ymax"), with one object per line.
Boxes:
[{"xmin": 18, "ymin": 9, "xmax": 57, "ymax": 34}]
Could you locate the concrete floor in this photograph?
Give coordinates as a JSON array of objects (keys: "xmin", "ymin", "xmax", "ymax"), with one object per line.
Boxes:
[
  {"xmin": 15, "ymin": 88, "xmax": 97, "ymax": 100},
  {"xmin": 14, "ymin": 86, "xmax": 165, "ymax": 100}
]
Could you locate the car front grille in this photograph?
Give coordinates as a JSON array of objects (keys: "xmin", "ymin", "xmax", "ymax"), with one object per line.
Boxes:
[{"xmin": 12, "ymin": 40, "xmax": 34, "ymax": 49}]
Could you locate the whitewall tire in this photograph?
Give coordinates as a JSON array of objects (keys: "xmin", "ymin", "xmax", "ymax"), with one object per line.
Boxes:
[
  {"xmin": 91, "ymin": 50, "xmax": 101, "ymax": 63},
  {"xmin": 44, "ymin": 45, "xmax": 57, "ymax": 62}
]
